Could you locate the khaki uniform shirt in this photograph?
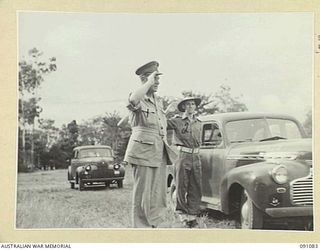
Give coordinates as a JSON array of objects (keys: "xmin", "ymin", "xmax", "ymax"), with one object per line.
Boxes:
[
  {"xmin": 167, "ymin": 114, "xmax": 201, "ymax": 148},
  {"xmin": 124, "ymin": 94, "xmax": 177, "ymax": 167}
]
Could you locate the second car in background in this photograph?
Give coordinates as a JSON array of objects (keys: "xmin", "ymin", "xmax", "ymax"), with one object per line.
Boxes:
[{"xmin": 67, "ymin": 145, "xmax": 125, "ymax": 191}]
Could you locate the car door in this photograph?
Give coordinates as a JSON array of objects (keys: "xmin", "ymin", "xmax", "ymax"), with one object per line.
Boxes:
[{"xmin": 200, "ymin": 121, "xmax": 226, "ymax": 210}]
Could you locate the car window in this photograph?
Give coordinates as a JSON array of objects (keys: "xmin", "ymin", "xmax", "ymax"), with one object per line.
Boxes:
[
  {"xmin": 226, "ymin": 119, "xmax": 267, "ymax": 143},
  {"xmin": 78, "ymin": 148, "xmax": 112, "ymax": 158},
  {"xmin": 226, "ymin": 118, "xmax": 302, "ymax": 143},
  {"xmin": 202, "ymin": 123, "xmax": 222, "ymax": 146},
  {"xmin": 252, "ymin": 126, "xmax": 269, "ymax": 141},
  {"xmin": 73, "ymin": 150, "xmax": 78, "ymax": 159},
  {"xmin": 266, "ymin": 118, "xmax": 302, "ymax": 139}
]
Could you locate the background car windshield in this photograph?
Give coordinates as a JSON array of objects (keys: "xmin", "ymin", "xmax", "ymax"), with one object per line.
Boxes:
[
  {"xmin": 226, "ymin": 118, "xmax": 302, "ymax": 143},
  {"xmin": 78, "ymin": 148, "xmax": 112, "ymax": 158}
]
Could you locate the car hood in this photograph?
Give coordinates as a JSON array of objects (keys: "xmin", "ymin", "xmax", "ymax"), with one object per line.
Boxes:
[{"xmin": 227, "ymin": 138, "xmax": 312, "ymax": 160}]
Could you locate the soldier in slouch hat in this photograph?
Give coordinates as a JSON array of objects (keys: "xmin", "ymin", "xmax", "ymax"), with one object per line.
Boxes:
[{"xmin": 166, "ymin": 95, "xmax": 203, "ymax": 228}]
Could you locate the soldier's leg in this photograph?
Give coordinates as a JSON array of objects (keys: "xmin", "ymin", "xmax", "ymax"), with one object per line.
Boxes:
[
  {"xmin": 148, "ymin": 157, "xmax": 167, "ymax": 227},
  {"xmin": 187, "ymin": 155, "xmax": 202, "ymax": 217},
  {"xmin": 175, "ymin": 153, "xmax": 191, "ymax": 217},
  {"xmin": 132, "ymin": 164, "xmax": 152, "ymax": 228}
]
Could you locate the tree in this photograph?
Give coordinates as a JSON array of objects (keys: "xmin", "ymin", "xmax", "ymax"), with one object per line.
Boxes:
[
  {"xmin": 59, "ymin": 120, "xmax": 79, "ymax": 165},
  {"xmin": 36, "ymin": 119, "xmax": 59, "ymax": 168},
  {"xmin": 102, "ymin": 111, "xmax": 122, "ymax": 148},
  {"xmin": 77, "ymin": 112, "xmax": 131, "ymax": 161},
  {"xmin": 78, "ymin": 121, "xmax": 100, "ymax": 146},
  {"xmin": 19, "ymin": 48, "xmax": 57, "ymax": 94},
  {"xmin": 18, "ymin": 48, "xmax": 57, "ymax": 171},
  {"xmin": 208, "ymin": 85, "xmax": 248, "ymax": 113},
  {"xmin": 44, "ymin": 120, "xmax": 79, "ymax": 169},
  {"xmin": 38, "ymin": 118, "xmax": 59, "ymax": 149},
  {"xmin": 67, "ymin": 120, "xmax": 79, "ymax": 147},
  {"xmin": 163, "ymin": 84, "xmax": 248, "ymax": 117},
  {"xmin": 102, "ymin": 111, "xmax": 132, "ymax": 161}
]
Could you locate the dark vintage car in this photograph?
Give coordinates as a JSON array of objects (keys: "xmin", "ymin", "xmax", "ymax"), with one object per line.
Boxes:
[
  {"xmin": 167, "ymin": 112, "xmax": 313, "ymax": 230},
  {"xmin": 67, "ymin": 145, "xmax": 125, "ymax": 191}
]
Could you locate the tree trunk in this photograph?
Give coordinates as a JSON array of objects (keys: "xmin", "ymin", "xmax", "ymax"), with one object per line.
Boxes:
[
  {"xmin": 21, "ymin": 96, "xmax": 26, "ymax": 170},
  {"xmin": 22, "ymin": 126, "xmax": 26, "ymax": 168},
  {"xmin": 30, "ymin": 119, "xmax": 35, "ymax": 171}
]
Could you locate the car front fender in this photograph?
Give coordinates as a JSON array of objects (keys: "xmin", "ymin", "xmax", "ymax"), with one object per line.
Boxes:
[
  {"xmin": 220, "ymin": 163, "xmax": 262, "ymax": 214},
  {"xmin": 75, "ymin": 166, "xmax": 85, "ymax": 181},
  {"xmin": 220, "ymin": 160, "xmax": 310, "ymax": 214}
]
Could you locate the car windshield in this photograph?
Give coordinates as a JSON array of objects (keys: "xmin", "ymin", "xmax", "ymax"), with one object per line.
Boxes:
[
  {"xmin": 226, "ymin": 118, "xmax": 302, "ymax": 143},
  {"xmin": 78, "ymin": 148, "xmax": 112, "ymax": 158}
]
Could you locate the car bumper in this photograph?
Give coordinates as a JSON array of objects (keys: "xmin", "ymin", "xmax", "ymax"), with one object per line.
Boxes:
[
  {"xmin": 70, "ymin": 177, "xmax": 124, "ymax": 183},
  {"xmin": 82, "ymin": 177, "xmax": 124, "ymax": 181},
  {"xmin": 265, "ymin": 206, "xmax": 313, "ymax": 218}
]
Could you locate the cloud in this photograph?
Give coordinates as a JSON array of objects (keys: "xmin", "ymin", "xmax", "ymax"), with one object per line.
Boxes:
[
  {"xmin": 256, "ymin": 94, "xmax": 311, "ymax": 122},
  {"xmin": 45, "ymin": 20, "xmax": 101, "ymax": 57}
]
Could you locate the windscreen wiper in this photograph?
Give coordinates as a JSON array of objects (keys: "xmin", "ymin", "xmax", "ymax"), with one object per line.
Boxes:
[
  {"xmin": 259, "ymin": 136, "xmax": 286, "ymax": 142},
  {"xmin": 230, "ymin": 139, "xmax": 252, "ymax": 143}
]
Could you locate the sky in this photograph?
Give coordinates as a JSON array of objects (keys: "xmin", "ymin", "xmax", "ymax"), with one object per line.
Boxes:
[{"xmin": 19, "ymin": 12, "xmax": 313, "ymax": 128}]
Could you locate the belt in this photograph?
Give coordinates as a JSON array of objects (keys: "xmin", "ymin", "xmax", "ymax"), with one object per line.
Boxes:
[{"xmin": 177, "ymin": 146, "xmax": 200, "ymax": 154}]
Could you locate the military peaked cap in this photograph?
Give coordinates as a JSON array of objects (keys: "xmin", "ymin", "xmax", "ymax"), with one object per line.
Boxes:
[{"xmin": 135, "ymin": 61, "xmax": 163, "ymax": 76}]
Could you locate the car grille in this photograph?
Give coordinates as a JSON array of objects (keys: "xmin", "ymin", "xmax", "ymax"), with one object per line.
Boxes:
[{"xmin": 290, "ymin": 168, "xmax": 313, "ymax": 206}]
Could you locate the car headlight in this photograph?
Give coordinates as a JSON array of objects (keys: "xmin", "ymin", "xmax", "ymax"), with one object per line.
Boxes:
[
  {"xmin": 114, "ymin": 164, "xmax": 120, "ymax": 170},
  {"xmin": 271, "ymin": 165, "xmax": 288, "ymax": 184},
  {"xmin": 85, "ymin": 165, "xmax": 91, "ymax": 171}
]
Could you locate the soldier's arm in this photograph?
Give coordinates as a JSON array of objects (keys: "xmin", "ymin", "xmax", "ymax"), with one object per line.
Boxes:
[
  {"xmin": 167, "ymin": 116, "xmax": 179, "ymax": 130},
  {"xmin": 164, "ymin": 100, "xmax": 179, "ymax": 116},
  {"xmin": 129, "ymin": 71, "xmax": 157, "ymax": 105}
]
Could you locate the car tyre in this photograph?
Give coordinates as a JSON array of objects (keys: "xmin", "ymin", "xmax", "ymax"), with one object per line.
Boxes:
[
  {"xmin": 117, "ymin": 180, "xmax": 123, "ymax": 188},
  {"xmin": 169, "ymin": 180, "xmax": 177, "ymax": 211},
  {"xmin": 70, "ymin": 182, "xmax": 75, "ymax": 189},
  {"xmin": 79, "ymin": 178, "xmax": 84, "ymax": 191},
  {"xmin": 239, "ymin": 190, "xmax": 263, "ymax": 229}
]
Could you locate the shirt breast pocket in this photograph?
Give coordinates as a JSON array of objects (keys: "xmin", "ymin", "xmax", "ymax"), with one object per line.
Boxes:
[{"xmin": 140, "ymin": 108, "xmax": 156, "ymax": 118}]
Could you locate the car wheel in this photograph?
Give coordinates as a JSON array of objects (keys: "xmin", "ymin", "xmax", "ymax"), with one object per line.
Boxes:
[
  {"xmin": 70, "ymin": 182, "xmax": 75, "ymax": 189},
  {"xmin": 117, "ymin": 180, "xmax": 123, "ymax": 188},
  {"xmin": 169, "ymin": 180, "xmax": 177, "ymax": 211},
  {"xmin": 239, "ymin": 190, "xmax": 263, "ymax": 229},
  {"xmin": 79, "ymin": 178, "xmax": 84, "ymax": 191}
]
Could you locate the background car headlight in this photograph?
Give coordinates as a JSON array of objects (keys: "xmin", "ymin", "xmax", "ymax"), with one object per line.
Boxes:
[
  {"xmin": 114, "ymin": 164, "xmax": 120, "ymax": 170},
  {"xmin": 271, "ymin": 165, "xmax": 288, "ymax": 184},
  {"xmin": 85, "ymin": 165, "xmax": 91, "ymax": 171}
]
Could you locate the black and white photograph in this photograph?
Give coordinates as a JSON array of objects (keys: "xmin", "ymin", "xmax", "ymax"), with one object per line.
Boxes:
[{"xmin": 16, "ymin": 11, "xmax": 314, "ymax": 232}]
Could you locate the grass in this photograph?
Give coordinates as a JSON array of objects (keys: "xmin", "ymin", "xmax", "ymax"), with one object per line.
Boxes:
[
  {"xmin": 16, "ymin": 169, "xmax": 132, "ymax": 228},
  {"xmin": 16, "ymin": 167, "xmax": 236, "ymax": 229}
]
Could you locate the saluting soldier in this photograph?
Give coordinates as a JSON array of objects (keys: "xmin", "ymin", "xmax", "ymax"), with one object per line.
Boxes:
[
  {"xmin": 124, "ymin": 61, "xmax": 177, "ymax": 228},
  {"xmin": 167, "ymin": 96, "xmax": 203, "ymax": 228}
]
